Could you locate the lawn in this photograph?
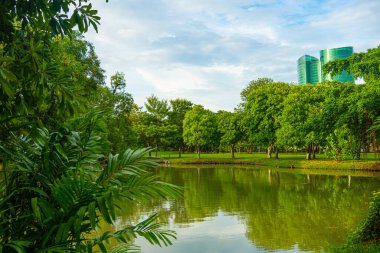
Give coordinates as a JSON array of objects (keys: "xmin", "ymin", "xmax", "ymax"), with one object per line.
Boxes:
[{"xmin": 147, "ymin": 151, "xmax": 380, "ymax": 170}]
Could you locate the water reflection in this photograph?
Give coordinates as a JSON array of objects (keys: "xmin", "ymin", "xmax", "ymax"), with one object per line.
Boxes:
[{"xmin": 116, "ymin": 166, "xmax": 380, "ymax": 252}]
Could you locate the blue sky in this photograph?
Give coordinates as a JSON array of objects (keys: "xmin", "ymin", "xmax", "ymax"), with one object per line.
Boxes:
[{"xmin": 85, "ymin": 0, "xmax": 380, "ymax": 111}]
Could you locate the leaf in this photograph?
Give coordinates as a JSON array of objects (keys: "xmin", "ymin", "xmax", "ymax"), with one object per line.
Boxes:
[
  {"xmin": 88, "ymin": 201, "xmax": 97, "ymax": 229},
  {"xmin": 31, "ymin": 197, "xmax": 42, "ymax": 222}
]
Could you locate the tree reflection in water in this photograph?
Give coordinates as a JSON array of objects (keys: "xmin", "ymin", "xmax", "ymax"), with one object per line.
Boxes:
[{"xmin": 100, "ymin": 166, "xmax": 380, "ymax": 252}]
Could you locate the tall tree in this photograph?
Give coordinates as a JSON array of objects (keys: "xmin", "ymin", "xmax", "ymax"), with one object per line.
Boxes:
[
  {"xmin": 143, "ymin": 95, "xmax": 175, "ymax": 157},
  {"xmin": 0, "ymin": 1, "xmax": 180, "ymax": 252},
  {"xmin": 183, "ymin": 105, "xmax": 218, "ymax": 158},
  {"xmin": 217, "ymin": 111, "xmax": 243, "ymax": 158},
  {"xmin": 276, "ymin": 85, "xmax": 325, "ymax": 160},
  {"xmin": 243, "ymin": 81, "xmax": 290, "ymax": 158},
  {"xmin": 168, "ymin": 99, "xmax": 193, "ymax": 157},
  {"xmin": 110, "ymin": 71, "xmax": 126, "ymax": 95}
]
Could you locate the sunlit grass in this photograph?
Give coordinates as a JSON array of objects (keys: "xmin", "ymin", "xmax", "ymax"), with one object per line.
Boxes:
[{"xmin": 146, "ymin": 151, "xmax": 380, "ymax": 170}]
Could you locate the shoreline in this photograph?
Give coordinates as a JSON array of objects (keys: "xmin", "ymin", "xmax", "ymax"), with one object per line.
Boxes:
[{"xmin": 153, "ymin": 156, "xmax": 380, "ymax": 171}]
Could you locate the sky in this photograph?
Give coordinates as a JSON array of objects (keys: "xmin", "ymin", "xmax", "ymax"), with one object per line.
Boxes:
[{"xmin": 85, "ymin": 0, "xmax": 380, "ymax": 112}]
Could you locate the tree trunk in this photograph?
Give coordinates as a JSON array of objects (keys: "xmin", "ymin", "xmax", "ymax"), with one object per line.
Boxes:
[
  {"xmin": 267, "ymin": 144, "xmax": 272, "ymax": 158},
  {"xmin": 155, "ymin": 144, "xmax": 158, "ymax": 158},
  {"xmin": 274, "ymin": 146, "xmax": 279, "ymax": 159},
  {"xmin": 231, "ymin": 144, "xmax": 235, "ymax": 159},
  {"xmin": 178, "ymin": 146, "xmax": 182, "ymax": 158},
  {"xmin": 356, "ymin": 145, "xmax": 361, "ymax": 160},
  {"xmin": 148, "ymin": 143, "xmax": 152, "ymax": 157},
  {"xmin": 306, "ymin": 144, "xmax": 311, "ymax": 160},
  {"xmin": 197, "ymin": 145, "xmax": 201, "ymax": 159},
  {"xmin": 312, "ymin": 143, "xmax": 316, "ymax": 159}
]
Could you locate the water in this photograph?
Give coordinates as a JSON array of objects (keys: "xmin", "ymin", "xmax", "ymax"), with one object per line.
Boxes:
[{"xmin": 110, "ymin": 166, "xmax": 380, "ymax": 252}]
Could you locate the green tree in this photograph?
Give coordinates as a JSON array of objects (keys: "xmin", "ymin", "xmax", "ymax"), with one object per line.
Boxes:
[
  {"xmin": 243, "ymin": 81, "xmax": 290, "ymax": 158},
  {"xmin": 96, "ymin": 72, "xmax": 137, "ymax": 152},
  {"xmin": 277, "ymin": 85, "xmax": 325, "ymax": 160},
  {"xmin": 323, "ymin": 45, "xmax": 380, "ymax": 83},
  {"xmin": 217, "ymin": 111, "xmax": 243, "ymax": 158},
  {"xmin": 240, "ymin": 77, "xmax": 274, "ymax": 104},
  {"xmin": 110, "ymin": 71, "xmax": 127, "ymax": 95},
  {"xmin": 0, "ymin": 111, "xmax": 180, "ymax": 252},
  {"xmin": 168, "ymin": 99, "xmax": 193, "ymax": 157},
  {"xmin": 183, "ymin": 105, "xmax": 218, "ymax": 158},
  {"xmin": 0, "ymin": 1, "xmax": 181, "ymax": 252},
  {"xmin": 141, "ymin": 95, "xmax": 177, "ymax": 158}
]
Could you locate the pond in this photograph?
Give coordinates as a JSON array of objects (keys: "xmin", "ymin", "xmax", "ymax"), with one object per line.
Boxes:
[{"xmin": 111, "ymin": 166, "xmax": 380, "ymax": 252}]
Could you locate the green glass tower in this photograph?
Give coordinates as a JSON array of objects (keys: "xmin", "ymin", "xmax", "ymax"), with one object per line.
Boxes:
[
  {"xmin": 320, "ymin": 46, "xmax": 354, "ymax": 82},
  {"xmin": 297, "ymin": 55, "xmax": 320, "ymax": 85}
]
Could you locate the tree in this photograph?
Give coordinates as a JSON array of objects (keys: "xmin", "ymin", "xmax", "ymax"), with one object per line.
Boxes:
[
  {"xmin": 243, "ymin": 81, "xmax": 290, "ymax": 158},
  {"xmin": 183, "ymin": 105, "xmax": 218, "ymax": 158},
  {"xmin": 96, "ymin": 82, "xmax": 137, "ymax": 152},
  {"xmin": 0, "ymin": 1, "xmax": 181, "ymax": 252},
  {"xmin": 323, "ymin": 45, "xmax": 380, "ymax": 84},
  {"xmin": 0, "ymin": 0, "xmax": 102, "ymax": 43},
  {"xmin": 145, "ymin": 95, "xmax": 170, "ymax": 123},
  {"xmin": 217, "ymin": 111, "xmax": 243, "ymax": 158},
  {"xmin": 277, "ymin": 85, "xmax": 325, "ymax": 160},
  {"xmin": 142, "ymin": 95, "xmax": 174, "ymax": 158},
  {"xmin": 0, "ymin": 111, "xmax": 181, "ymax": 252},
  {"xmin": 110, "ymin": 71, "xmax": 127, "ymax": 95},
  {"xmin": 168, "ymin": 99, "xmax": 193, "ymax": 157},
  {"xmin": 240, "ymin": 77, "xmax": 274, "ymax": 104}
]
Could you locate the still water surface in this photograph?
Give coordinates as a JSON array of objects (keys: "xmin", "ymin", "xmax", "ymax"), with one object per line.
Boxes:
[{"xmin": 115, "ymin": 166, "xmax": 380, "ymax": 252}]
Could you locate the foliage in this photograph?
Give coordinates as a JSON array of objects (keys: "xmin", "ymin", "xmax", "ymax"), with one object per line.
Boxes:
[
  {"xmin": 217, "ymin": 111, "xmax": 243, "ymax": 158},
  {"xmin": 95, "ymin": 72, "xmax": 137, "ymax": 152},
  {"xmin": 183, "ymin": 105, "xmax": 218, "ymax": 158},
  {"xmin": 327, "ymin": 243, "xmax": 380, "ymax": 253},
  {"xmin": 324, "ymin": 45, "xmax": 380, "ymax": 83},
  {"xmin": 276, "ymin": 85, "xmax": 325, "ymax": 159},
  {"xmin": 0, "ymin": 111, "xmax": 181, "ymax": 252},
  {"xmin": 138, "ymin": 95, "xmax": 178, "ymax": 157},
  {"xmin": 240, "ymin": 77, "xmax": 274, "ymax": 103},
  {"xmin": 243, "ymin": 81, "xmax": 290, "ymax": 158},
  {"xmin": 110, "ymin": 71, "xmax": 127, "ymax": 94},
  {"xmin": 350, "ymin": 192, "xmax": 380, "ymax": 244},
  {"xmin": 168, "ymin": 99, "xmax": 193, "ymax": 156},
  {"xmin": 0, "ymin": 0, "xmax": 103, "ymax": 43},
  {"xmin": 0, "ymin": 1, "xmax": 182, "ymax": 252},
  {"xmin": 325, "ymin": 125, "xmax": 361, "ymax": 160}
]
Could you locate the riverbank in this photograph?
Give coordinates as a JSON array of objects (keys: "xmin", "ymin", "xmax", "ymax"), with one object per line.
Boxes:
[{"xmin": 150, "ymin": 151, "xmax": 380, "ymax": 171}]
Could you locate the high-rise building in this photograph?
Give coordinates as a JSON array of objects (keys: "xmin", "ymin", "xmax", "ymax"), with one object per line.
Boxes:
[
  {"xmin": 297, "ymin": 46, "xmax": 354, "ymax": 85},
  {"xmin": 320, "ymin": 46, "xmax": 354, "ymax": 82},
  {"xmin": 297, "ymin": 55, "xmax": 320, "ymax": 85}
]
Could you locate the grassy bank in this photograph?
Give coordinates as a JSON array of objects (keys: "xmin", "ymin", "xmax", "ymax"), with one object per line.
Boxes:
[
  {"xmin": 327, "ymin": 243, "xmax": 380, "ymax": 253},
  {"xmin": 149, "ymin": 151, "xmax": 380, "ymax": 170}
]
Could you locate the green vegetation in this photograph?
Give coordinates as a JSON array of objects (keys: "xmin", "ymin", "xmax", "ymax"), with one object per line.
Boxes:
[
  {"xmin": 122, "ymin": 166, "xmax": 380, "ymax": 252},
  {"xmin": 75, "ymin": 45, "xmax": 380, "ymax": 164},
  {"xmin": 0, "ymin": 0, "xmax": 379, "ymax": 252},
  {"xmin": 0, "ymin": 1, "xmax": 180, "ymax": 252},
  {"xmin": 327, "ymin": 192, "xmax": 380, "ymax": 253},
  {"xmin": 147, "ymin": 151, "xmax": 380, "ymax": 170}
]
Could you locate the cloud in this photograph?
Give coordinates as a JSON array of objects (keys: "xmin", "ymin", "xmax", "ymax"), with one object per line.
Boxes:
[{"xmin": 85, "ymin": 0, "xmax": 380, "ymax": 111}]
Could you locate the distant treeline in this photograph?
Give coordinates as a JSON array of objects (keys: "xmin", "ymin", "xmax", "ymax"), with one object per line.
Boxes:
[{"xmin": 90, "ymin": 45, "xmax": 380, "ymax": 160}]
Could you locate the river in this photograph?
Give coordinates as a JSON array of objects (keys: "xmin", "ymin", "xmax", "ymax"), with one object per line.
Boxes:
[{"xmin": 104, "ymin": 166, "xmax": 380, "ymax": 252}]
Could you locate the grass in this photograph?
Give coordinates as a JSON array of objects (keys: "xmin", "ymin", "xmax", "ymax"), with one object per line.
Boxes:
[
  {"xmin": 147, "ymin": 151, "xmax": 380, "ymax": 171},
  {"xmin": 326, "ymin": 243, "xmax": 380, "ymax": 253}
]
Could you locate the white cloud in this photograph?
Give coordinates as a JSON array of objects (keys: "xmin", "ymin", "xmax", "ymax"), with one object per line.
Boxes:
[{"xmin": 85, "ymin": 0, "xmax": 380, "ymax": 111}]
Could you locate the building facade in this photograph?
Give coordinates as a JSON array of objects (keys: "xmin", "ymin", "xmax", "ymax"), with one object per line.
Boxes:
[
  {"xmin": 297, "ymin": 55, "xmax": 320, "ymax": 85},
  {"xmin": 297, "ymin": 46, "xmax": 354, "ymax": 85},
  {"xmin": 320, "ymin": 46, "xmax": 354, "ymax": 82}
]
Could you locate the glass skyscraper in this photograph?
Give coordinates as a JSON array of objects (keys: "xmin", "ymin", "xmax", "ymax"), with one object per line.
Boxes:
[
  {"xmin": 297, "ymin": 46, "xmax": 354, "ymax": 84},
  {"xmin": 320, "ymin": 46, "xmax": 354, "ymax": 82},
  {"xmin": 297, "ymin": 55, "xmax": 320, "ymax": 85}
]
